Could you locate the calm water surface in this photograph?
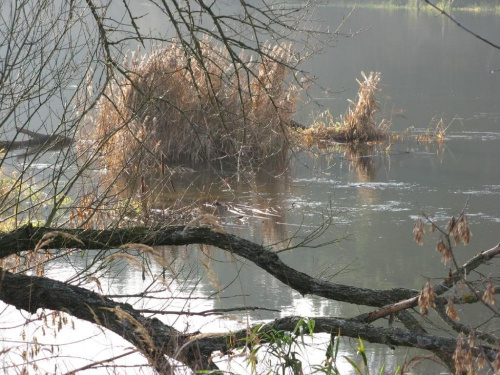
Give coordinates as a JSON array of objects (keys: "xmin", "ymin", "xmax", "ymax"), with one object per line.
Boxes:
[
  {"xmin": 160, "ymin": 7, "xmax": 500, "ymax": 373},
  {"xmin": 166, "ymin": 7, "xmax": 500, "ymax": 302}
]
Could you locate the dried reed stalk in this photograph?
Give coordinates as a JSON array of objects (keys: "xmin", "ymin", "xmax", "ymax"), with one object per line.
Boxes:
[
  {"xmin": 303, "ymin": 71, "xmax": 387, "ymax": 143},
  {"xmin": 78, "ymin": 38, "xmax": 299, "ymax": 173},
  {"xmin": 341, "ymin": 71, "xmax": 386, "ymax": 142}
]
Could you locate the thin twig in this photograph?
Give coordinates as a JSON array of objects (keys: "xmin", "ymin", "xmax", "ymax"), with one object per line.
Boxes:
[{"xmin": 422, "ymin": 0, "xmax": 500, "ymax": 50}]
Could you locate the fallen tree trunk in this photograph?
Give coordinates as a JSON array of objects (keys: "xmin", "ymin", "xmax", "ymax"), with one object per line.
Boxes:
[
  {"xmin": 0, "ymin": 224, "xmax": 419, "ymax": 307},
  {"xmin": 0, "ymin": 127, "xmax": 72, "ymax": 150},
  {"xmin": 1, "ymin": 224, "xmax": 498, "ymax": 373},
  {"xmin": 206, "ymin": 316, "xmax": 497, "ymax": 362},
  {"xmin": 2, "ymin": 225, "xmax": 497, "ymax": 311},
  {"xmin": 0, "ymin": 268, "xmax": 215, "ymax": 373},
  {"xmin": 2, "ymin": 269, "xmax": 496, "ymax": 373}
]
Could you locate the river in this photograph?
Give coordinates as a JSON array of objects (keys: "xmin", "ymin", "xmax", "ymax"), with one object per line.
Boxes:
[
  {"xmin": 2, "ymin": 5, "xmax": 500, "ymax": 375},
  {"xmin": 156, "ymin": 6, "xmax": 500, "ymax": 374}
]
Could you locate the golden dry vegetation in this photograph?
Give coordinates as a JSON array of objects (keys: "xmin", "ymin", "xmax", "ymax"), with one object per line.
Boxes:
[
  {"xmin": 77, "ymin": 38, "xmax": 300, "ymax": 173},
  {"xmin": 301, "ymin": 72, "xmax": 388, "ymax": 144}
]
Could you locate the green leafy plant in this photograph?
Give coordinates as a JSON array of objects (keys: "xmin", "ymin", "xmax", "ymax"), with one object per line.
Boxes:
[
  {"xmin": 246, "ymin": 322, "xmax": 394, "ymax": 375},
  {"xmin": 245, "ymin": 318, "xmax": 315, "ymax": 375}
]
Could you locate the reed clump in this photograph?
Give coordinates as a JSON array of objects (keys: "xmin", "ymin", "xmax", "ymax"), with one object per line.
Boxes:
[
  {"xmin": 79, "ymin": 38, "xmax": 299, "ymax": 173},
  {"xmin": 413, "ymin": 118, "xmax": 448, "ymax": 143},
  {"xmin": 302, "ymin": 72, "xmax": 388, "ymax": 143}
]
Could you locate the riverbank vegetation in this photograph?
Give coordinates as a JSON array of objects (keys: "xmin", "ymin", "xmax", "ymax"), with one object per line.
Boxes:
[
  {"xmin": 301, "ymin": 72, "xmax": 388, "ymax": 143},
  {"xmin": 300, "ymin": 71, "xmax": 447, "ymax": 146}
]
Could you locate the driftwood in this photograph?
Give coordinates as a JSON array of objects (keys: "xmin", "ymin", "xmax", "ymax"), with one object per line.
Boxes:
[
  {"xmin": 0, "ymin": 127, "xmax": 72, "ymax": 150},
  {"xmin": 0, "ymin": 225, "xmax": 498, "ymax": 372}
]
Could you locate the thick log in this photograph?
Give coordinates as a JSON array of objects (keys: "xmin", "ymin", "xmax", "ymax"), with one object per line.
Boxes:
[
  {"xmin": 1, "ymin": 226, "xmax": 498, "ymax": 317},
  {"xmin": 0, "ymin": 268, "xmax": 215, "ymax": 372},
  {"xmin": 0, "ymin": 225, "xmax": 419, "ymax": 308},
  {"xmin": 1, "ymin": 269, "xmax": 496, "ymax": 373},
  {"xmin": 0, "ymin": 127, "xmax": 72, "ymax": 150},
  {"xmin": 1, "ymin": 225, "xmax": 498, "ymax": 373},
  {"xmin": 220, "ymin": 316, "xmax": 497, "ymax": 361}
]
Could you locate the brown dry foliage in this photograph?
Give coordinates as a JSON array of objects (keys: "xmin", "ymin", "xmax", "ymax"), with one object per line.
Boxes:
[
  {"xmin": 78, "ymin": 38, "xmax": 299, "ymax": 172},
  {"xmin": 436, "ymin": 237, "xmax": 453, "ymax": 264},
  {"xmin": 483, "ymin": 278, "xmax": 496, "ymax": 306},
  {"xmin": 341, "ymin": 72, "xmax": 387, "ymax": 142},
  {"xmin": 418, "ymin": 280, "xmax": 436, "ymax": 316},
  {"xmin": 414, "ymin": 118, "xmax": 447, "ymax": 143},
  {"xmin": 182, "ymin": 213, "xmax": 225, "ymax": 235},
  {"xmin": 413, "ymin": 218, "xmax": 425, "ymax": 246},
  {"xmin": 446, "ymin": 298, "xmax": 460, "ymax": 322},
  {"xmin": 302, "ymin": 72, "xmax": 388, "ymax": 143},
  {"xmin": 457, "ymin": 215, "xmax": 472, "ymax": 245},
  {"xmin": 452, "ymin": 331, "xmax": 493, "ymax": 375}
]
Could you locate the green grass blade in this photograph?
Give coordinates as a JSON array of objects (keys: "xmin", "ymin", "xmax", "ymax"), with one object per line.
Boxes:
[{"xmin": 343, "ymin": 356, "xmax": 363, "ymax": 375}]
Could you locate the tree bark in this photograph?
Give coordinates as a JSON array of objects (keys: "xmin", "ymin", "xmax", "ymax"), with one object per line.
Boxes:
[
  {"xmin": 3, "ymin": 226, "xmax": 497, "ymax": 312},
  {"xmin": 0, "ymin": 224, "xmax": 419, "ymax": 308},
  {"xmin": 0, "ymin": 268, "xmax": 216, "ymax": 373},
  {"xmin": 2, "ymin": 268, "xmax": 496, "ymax": 374},
  {"xmin": 0, "ymin": 128, "xmax": 72, "ymax": 150},
  {"xmin": 1, "ymin": 225, "xmax": 498, "ymax": 373}
]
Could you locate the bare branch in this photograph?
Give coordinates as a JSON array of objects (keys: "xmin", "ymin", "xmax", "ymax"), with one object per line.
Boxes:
[{"xmin": 422, "ymin": 0, "xmax": 500, "ymax": 50}]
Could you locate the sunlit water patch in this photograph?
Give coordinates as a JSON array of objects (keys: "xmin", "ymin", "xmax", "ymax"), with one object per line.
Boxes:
[
  {"xmin": 461, "ymin": 185, "xmax": 500, "ymax": 196},
  {"xmin": 337, "ymin": 181, "xmax": 416, "ymax": 190},
  {"xmin": 447, "ymin": 131, "xmax": 500, "ymax": 141}
]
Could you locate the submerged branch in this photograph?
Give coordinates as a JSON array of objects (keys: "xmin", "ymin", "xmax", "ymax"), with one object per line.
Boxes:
[{"xmin": 0, "ymin": 127, "xmax": 73, "ymax": 150}]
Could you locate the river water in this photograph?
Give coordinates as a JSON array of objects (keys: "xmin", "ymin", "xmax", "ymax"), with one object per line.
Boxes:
[
  {"xmin": 160, "ymin": 6, "xmax": 500, "ymax": 374},
  {"xmin": 127, "ymin": 7, "xmax": 499, "ymax": 374},
  {"xmin": 2, "ymin": 5, "xmax": 500, "ymax": 375}
]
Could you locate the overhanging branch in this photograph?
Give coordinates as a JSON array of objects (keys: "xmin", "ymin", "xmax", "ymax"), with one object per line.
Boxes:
[
  {"xmin": 2, "ymin": 268, "xmax": 495, "ymax": 372},
  {"xmin": 1, "ymin": 225, "xmax": 418, "ymax": 308}
]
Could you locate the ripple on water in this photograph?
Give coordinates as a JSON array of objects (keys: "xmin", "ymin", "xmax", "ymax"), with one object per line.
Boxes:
[
  {"xmin": 447, "ymin": 131, "xmax": 500, "ymax": 141},
  {"xmin": 461, "ymin": 185, "xmax": 500, "ymax": 196},
  {"xmin": 362, "ymin": 200, "xmax": 411, "ymax": 212},
  {"xmin": 293, "ymin": 177, "xmax": 342, "ymax": 185},
  {"xmin": 482, "ymin": 215, "xmax": 500, "ymax": 223},
  {"xmin": 338, "ymin": 181, "xmax": 416, "ymax": 190},
  {"xmin": 470, "ymin": 112, "xmax": 500, "ymax": 122}
]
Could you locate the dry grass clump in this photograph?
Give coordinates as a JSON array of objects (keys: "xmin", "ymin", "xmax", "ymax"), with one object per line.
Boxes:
[
  {"xmin": 78, "ymin": 38, "xmax": 299, "ymax": 173},
  {"xmin": 393, "ymin": 117, "xmax": 455, "ymax": 144},
  {"xmin": 302, "ymin": 72, "xmax": 388, "ymax": 143},
  {"xmin": 413, "ymin": 118, "xmax": 448, "ymax": 143}
]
